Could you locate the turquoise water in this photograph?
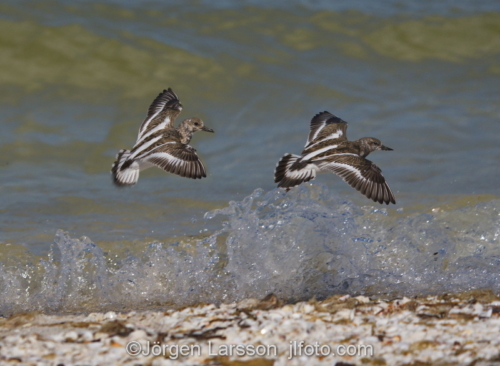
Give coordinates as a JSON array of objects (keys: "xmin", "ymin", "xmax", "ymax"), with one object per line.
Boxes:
[{"xmin": 0, "ymin": 0, "xmax": 499, "ymax": 315}]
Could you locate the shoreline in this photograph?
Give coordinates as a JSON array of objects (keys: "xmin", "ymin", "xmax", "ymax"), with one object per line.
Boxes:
[{"xmin": 1, "ymin": 291, "xmax": 499, "ymax": 365}]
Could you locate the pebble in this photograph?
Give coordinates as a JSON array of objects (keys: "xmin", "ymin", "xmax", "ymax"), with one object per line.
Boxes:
[
  {"xmin": 355, "ymin": 295, "xmax": 370, "ymax": 303},
  {"xmin": 104, "ymin": 311, "xmax": 117, "ymax": 320},
  {"xmin": 64, "ymin": 331, "xmax": 78, "ymax": 342}
]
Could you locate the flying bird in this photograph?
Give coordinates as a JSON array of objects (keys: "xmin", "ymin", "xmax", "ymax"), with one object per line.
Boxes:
[
  {"xmin": 111, "ymin": 88, "xmax": 214, "ymax": 186},
  {"xmin": 274, "ymin": 111, "xmax": 395, "ymax": 204}
]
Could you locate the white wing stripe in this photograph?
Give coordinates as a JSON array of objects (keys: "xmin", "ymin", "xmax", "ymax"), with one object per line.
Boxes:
[
  {"xmin": 285, "ymin": 163, "xmax": 318, "ymax": 179},
  {"xmin": 302, "ymin": 145, "xmax": 339, "ymax": 161},
  {"xmin": 306, "ymin": 130, "xmax": 343, "ymax": 149},
  {"xmin": 139, "ymin": 112, "xmax": 163, "ymax": 137},
  {"xmin": 129, "ymin": 135, "xmax": 163, "ymax": 160},
  {"xmin": 146, "ymin": 152, "xmax": 184, "ymax": 166},
  {"xmin": 322, "ymin": 162, "xmax": 365, "ymax": 181},
  {"xmin": 135, "ymin": 141, "xmax": 176, "ymax": 160},
  {"xmin": 307, "ymin": 121, "xmax": 326, "ymax": 145},
  {"xmin": 314, "ymin": 152, "xmax": 359, "ymax": 162},
  {"xmin": 137, "ymin": 118, "xmax": 170, "ymax": 143}
]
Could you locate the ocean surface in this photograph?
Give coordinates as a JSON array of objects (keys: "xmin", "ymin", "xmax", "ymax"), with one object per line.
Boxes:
[{"xmin": 1, "ymin": 0, "xmax": 500, "ymax": 315}]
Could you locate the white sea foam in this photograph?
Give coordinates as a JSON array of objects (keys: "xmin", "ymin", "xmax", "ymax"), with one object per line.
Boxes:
[{"xmin": 1, "ymin": 184, "xmax": 499, "ymax": 316}]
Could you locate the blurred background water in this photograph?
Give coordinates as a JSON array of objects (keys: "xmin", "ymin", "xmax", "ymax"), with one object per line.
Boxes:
[{"xmin": 0, "ymin": 0, "xmax": 499, "ymax": 315}]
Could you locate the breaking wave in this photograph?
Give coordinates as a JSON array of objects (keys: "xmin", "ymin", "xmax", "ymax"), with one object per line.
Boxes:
[{"xmin": 1, "ymin": 184, "xmax": 499, "ymax": 316}]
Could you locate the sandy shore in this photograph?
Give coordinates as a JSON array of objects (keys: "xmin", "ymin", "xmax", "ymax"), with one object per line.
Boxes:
[{"xmin": 1, "ymin": 291, "xmax": 499, "ymax": 366}]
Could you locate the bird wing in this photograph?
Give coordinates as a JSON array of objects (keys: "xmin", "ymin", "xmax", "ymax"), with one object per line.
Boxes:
[
  {"xmin": 138, "ymin": 88, "xmax": 183, "ymax": 140},
  {"xmin": 319, "ymin": 154, "xmax": 396, "ymax": 204},
  {"xmin": 142, "ymin": 142, "xmax": 207, "ymax": 179},
  {"xmin": 305, "ymin": 111, "xmax": 348, "ymax": 148}
]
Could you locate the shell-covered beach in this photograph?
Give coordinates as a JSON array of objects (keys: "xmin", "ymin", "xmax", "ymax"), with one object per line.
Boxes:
[
  {"xmin": 1, "ymin": 0, "xmax": 500, "ymax": 364},
  {"xmin": 2, "ymin": 292, "xmax": 500, "ymax": 365}
]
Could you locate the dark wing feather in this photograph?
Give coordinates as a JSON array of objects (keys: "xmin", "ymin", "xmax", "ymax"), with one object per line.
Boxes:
[
  {"xmin": 147, "ymin": 88, "xmax": 182, "ymax": 119},
  {"xmin": 306, "ymin": 111, "xmax": 348, "ymax": 148},
  {"xmin": 320, "ymin": 154, "xmax": 395, "ymax": 204},
  {"xmin": 144, "ymin": 142, "xmax": 207, "ymax": 179},
  {"xmin": 138, "ymin": 88, "xmax": 183, "ymax": 139}
]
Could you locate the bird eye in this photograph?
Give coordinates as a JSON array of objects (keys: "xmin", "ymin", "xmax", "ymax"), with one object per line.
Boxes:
[{"xmin": 194, "ymin": 122, "xmax": 199, "ymax": 126}]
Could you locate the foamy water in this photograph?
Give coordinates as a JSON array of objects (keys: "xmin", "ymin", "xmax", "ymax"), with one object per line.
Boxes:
[
  {"xmin": 0, "ymin": 0, "xmax": 499, "ymax": 315},
  {"xmin": 1, "ymin": 185, "xmax": 499, "ymax": 316}
]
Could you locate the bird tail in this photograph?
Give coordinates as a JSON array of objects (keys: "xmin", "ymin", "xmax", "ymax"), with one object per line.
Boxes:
[
  {"xmin": 274, "ymin": 153, "xmax": 317, "ymax": 191},
  {"xmin": 111, "ymin": 149, "xmax": 140, "ymax": 187}
]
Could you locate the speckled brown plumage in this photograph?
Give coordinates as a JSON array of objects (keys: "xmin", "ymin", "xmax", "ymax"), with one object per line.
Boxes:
[
  {"xmin": 275, "ymin": 111, "xmax": 395, "ymax": 205},
  {"xmin": 111, "ymin": 88, "xmax": 214, "ymax": 187}
]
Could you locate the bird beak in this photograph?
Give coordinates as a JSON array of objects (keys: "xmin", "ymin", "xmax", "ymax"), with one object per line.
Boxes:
[
  {"xmin": 201, "ymin": 126, "xmax": 214, "ymax": 133},
  {"xmin": 381, "ymin": 145, "xmax": 393, "ymax": 151}
]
